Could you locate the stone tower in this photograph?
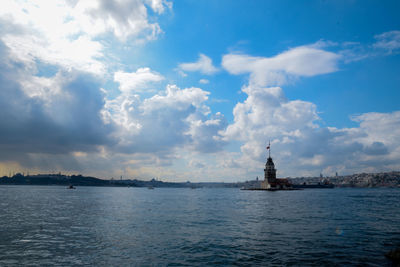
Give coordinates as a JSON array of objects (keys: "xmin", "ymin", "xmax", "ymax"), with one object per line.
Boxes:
[
  {"xmin": 259, "ymin": 142, "xmax": 291, "ymax": 190},
  {"xmin": 264, "ymin": 156, "xmax": 277, "ymax": 184},
  {"xmin": 260, "ymin": 141, "xmax": 277, "ymax": 189}
]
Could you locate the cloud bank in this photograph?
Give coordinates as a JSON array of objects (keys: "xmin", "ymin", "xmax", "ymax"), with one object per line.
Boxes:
[
  {"xmin": 219, "ymin": 43, "xmax": 400, "ymax": 178},
  {"xmin": 0, "ymin": 1, "xmax": 399, "ymax": 181}
]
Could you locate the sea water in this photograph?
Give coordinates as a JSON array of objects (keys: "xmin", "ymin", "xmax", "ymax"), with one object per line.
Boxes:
[{"xmin": 0, "ymin": 185, "xmax": 399, "ymax": 266}]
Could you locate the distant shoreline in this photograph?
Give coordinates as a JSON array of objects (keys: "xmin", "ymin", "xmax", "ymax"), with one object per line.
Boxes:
[{"xmin": 1, "ymin": 171, "xmax": 400, "ymax": 188}]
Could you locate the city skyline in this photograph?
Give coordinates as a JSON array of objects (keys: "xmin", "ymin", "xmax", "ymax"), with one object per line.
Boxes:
[{"xmin": 0, "ymin": 0, "xmax": 399, "ymax": 181}]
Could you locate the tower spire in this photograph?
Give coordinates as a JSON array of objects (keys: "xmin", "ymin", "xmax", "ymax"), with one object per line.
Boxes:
[{"xmin": 266, "ymin": 140, "xmax": 271, "ymax": 158}]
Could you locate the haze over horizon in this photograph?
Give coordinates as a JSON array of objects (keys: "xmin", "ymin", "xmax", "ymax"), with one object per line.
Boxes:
[{"xmin": 0, "ymin": 0, "xmax": 399, "ymax": 182}]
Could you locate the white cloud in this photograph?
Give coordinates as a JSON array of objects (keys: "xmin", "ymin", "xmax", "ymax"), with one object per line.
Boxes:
[
  {"xmin": 199, "ymin": 79, "xmax": 209, "ymax": 84},
  {"xmin": 1, "ymin": 10, "xmax": 399, "ymax": 182},
  {"xmin": 0, "ymin": 0, "xmax": 171, "ymax": 75},
  {"xmin": 221, "ymin": 82, "xmax": 400, "ymax": 178},
  {"xmin": 0, "ymin": 42, "xmax": 228, "ymax": 179},
  {"xmin": 373, "ymin": 30, "xmax": 400, "ymax": 53},
  {"xmin": 337, "ymin": 30, "xmax": 400, "ymax": 63},
  {"xmin": 70, "ymin": 0, "xmax": 170, "ymax": 42},
  {"xmin": 145, "ymin": 0, "xmax": 173, "ymax": 14},
  {"xmin": 178, "ymin": 54, "xmax": 219, "ymax": 75},
  {"xmin": 104, "ymin": 83, "xmax": 226, "ymax": 154},
  {"xmin": 0, "ymin": 0, "xmax": 228, "ymax": 180},
  {"xmin": 2, "ymin": 34, "xmax": 105, "ymax": 74},
  {"xmin": 222, "ymin": 85, "xmax": 320, "ymax": 162},
  {"xmin": 0, "ymin": 0, "xmax": 231, "ymax": 180},
  {"xmin": 338, "ymin": 43, "xmax": 371, "ymax": 63},
  {"xmin": 220, "ymin": 44, "xmax": 400, "ymax": 178},
  {"xmin": 222, "ymin": 45, "xmax": 340, "ymax": 87},
  {"xmin": 351, "ymin": 111, "xmax": 400, "ymax": 146},
  {"xmin": 114, "ymin": 68, "xmax": 164, "ymax": 93},
  {"xmin": 186, "ymin": 112, "xmax": 227, "ymax": 153},
  {"xmin": 0, "ymin": 56, "xmax": 113, "ymax": 160}
]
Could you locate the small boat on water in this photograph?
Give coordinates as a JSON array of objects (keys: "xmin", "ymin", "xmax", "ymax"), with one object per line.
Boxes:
[
  {"xmin": 147, "ymin": 186, "xmax": 154, "ymax": 189},
  {"xmin": 67, "ymin": 185, "xmax": 76, "ymax": 189}
]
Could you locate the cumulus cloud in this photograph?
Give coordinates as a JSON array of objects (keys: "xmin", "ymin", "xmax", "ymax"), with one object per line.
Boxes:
[
  {"xmin": 222, "ymin": 45, "xmax": 340, "ymax": 87},
  {"xmin": 220, "ymin": 84, "xmax": 322, "ymax": 176},
  {"xmin": 220, "ymin": 44, "xmax": 400, "ymax": 178},
  {"xmin": 145, "ymin": 0, "xmax": 173, "ymax": 14},
  {"xmin": 0, "ymin": 0, "xmax": 226, "ymax": 178},
  {"xmin": 0, "ymin": 43, "xmax": 113, "ymax": 161},
  {"xmin": 0, "ymin": 0, "xmax": 178, "ymax": 175},
  {"xmin": 297, "ymin": 111, "xmax": 400, "ymax": 175},
  {"xmin": 186, "ymin": 112, "xmax": 227, "ymax": 153},
  {"xmin": 0, "ymin": 0, "xmax": 230, "ymax": 179},
  {"xmin": 0, "ymin": 0, "xmax": 171, "ymax": 75},
  {"xmin": 350, "ymin": 111, "xmax": 400, "ymax": 147},
  {"xmin": 70, "ymin": 0, "xmax": 170, "ymax": 42},
  {"xmin": 178, "ymin": 54, "xmax": 219, "ymax": 75},
  {"xmin": 2, "ymin": 33, "xmax": 105, "ymax": 75},
  {"xmin": 114, "ymin": 68, "xmax": 164, "ymax": 93},
  {"xmin": 222, "ymin": 86, "xmax": 400, "ymax": 177},
  {"xmin": 103, "ymin": 83, "xmax": 227, "ymax": 155},
  {"xmin": 0, "ymin": 40, "xmax": 227, "ymax": 177},
  {"xmin": 223, "ymin": 86, "xmax": 319, "ymax": 142},
  {"xmin": 0, "ymin": 4, "xmax": 399, "ymax": 182}
]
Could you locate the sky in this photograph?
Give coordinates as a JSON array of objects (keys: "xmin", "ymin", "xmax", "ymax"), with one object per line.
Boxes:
[{"xmin": 0, "ymin": 0, "xmax": 400, "ymax": 182}]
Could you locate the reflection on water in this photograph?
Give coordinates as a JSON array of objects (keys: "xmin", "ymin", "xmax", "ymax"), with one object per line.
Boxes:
[{"xmin": 0, "ymin": 186, "xmax": 399, "ymax": 266}]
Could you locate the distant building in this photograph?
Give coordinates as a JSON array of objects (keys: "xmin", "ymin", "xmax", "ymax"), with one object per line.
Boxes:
[{"xmin": 260, "ymin": 142, "xmax": 292, "ymax": 190}]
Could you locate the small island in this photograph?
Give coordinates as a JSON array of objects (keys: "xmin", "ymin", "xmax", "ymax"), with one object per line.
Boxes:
[{"xmin": 242, "ymin": 142, "xmax": 296, "ymax": 190}]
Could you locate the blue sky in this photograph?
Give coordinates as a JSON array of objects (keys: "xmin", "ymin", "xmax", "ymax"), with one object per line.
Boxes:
[{"xmin": 0, "ymin": 0, "xmax": 399, "ymax": 181}]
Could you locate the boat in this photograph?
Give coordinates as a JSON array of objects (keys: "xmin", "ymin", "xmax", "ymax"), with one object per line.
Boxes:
[
  {"xmin": 147, "ymin": 186, "xmax": 154, "ymax": 189},
  {"xmin": 67, "ymin": 185, "xmax": 76, "ymax": 189}
]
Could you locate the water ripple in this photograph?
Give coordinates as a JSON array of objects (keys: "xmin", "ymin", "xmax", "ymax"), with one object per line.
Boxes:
[{"xmin": 0, "ymin": 186, "xmax": 399, "ymax": 266}]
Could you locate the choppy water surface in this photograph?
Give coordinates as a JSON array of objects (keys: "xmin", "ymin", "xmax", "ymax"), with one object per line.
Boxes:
[{"xmin": 0, "ymin": 186, "xmax": 399, "ymax": 266}]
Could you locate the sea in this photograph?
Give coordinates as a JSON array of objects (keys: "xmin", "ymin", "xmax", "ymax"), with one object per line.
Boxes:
[{"xmin": 0, "ymin": 186, "xmax": 399, "ymax": 266}]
